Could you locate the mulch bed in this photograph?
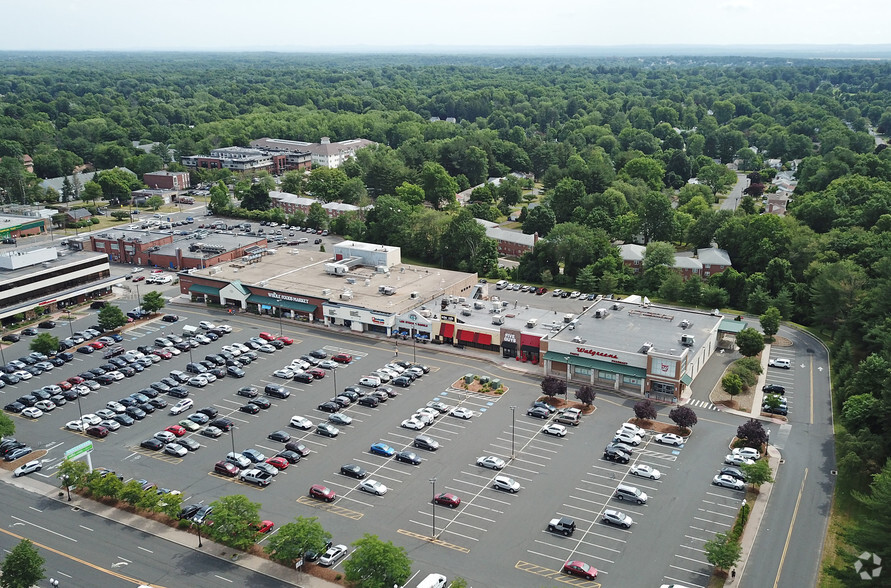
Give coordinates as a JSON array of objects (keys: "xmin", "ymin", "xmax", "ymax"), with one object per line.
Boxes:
[
  {"xmin": 0, "ymin": 449, "xmax": 47, "ymax": 471},
  {"xmin": 628, "ymin": 418, "xmax": 690, "ymax": 436},
  {"xmin": 451, "ymin": 378, "xmax": 509, "ymax": 396},
  {"xmin": 536, "ymin": 396, "xmax": 595, "ymax": 415}
]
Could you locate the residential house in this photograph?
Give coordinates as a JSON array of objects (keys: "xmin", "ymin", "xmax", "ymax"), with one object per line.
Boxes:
[{"xmin": 475, "ymin": 219, "xmax": 538, "ymax": 257}]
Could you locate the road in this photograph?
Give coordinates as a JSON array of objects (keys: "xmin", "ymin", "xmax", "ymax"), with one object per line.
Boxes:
[
  {"xmin": 720, "ymin": 172, "xmax": 749, "ymax": 211},
  {"xmin": 0, "ymin": 485, "xmax": 284, "ymax": 588},
  {"xmin": 740, "ymin": 325, "xmax": 835, "ymax": 588}
]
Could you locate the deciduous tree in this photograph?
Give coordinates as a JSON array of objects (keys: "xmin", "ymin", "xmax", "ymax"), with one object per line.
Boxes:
[
  {"xmin": 207, "ymin": 495, "xmax": 262, "ymax": 550},
  {"xmin": 141, "ymin": 291, "xmax": 165, "ymax": 314},
  {"xmin": 265, "ymin": 516, "xmax": 331, "ymax": 566},
  {"xmin": 146, "ymin": 195, "xmax": 164, "ymax": 210},
  {"xmin": 541, "ymin": 376, "xmax": 566, "ymax": 399},
  {"xmin": 29, "ymin": 333, "xmax": 59, "ymax": 356},
  {"xmin": 669, "ymin": 406, "xmax": 698, "ymax": 431},
  {"xmin": 740, "ymin": 460, "xmax": 774, "ymax": 488},
  {"xmin": 722, "ymin": 373, "xmax": 743, "ymax": 396},
  {"xmin": 420, "ymin": 162, "xmax": 458, "ymax": 210},
  {"xmin": 98, "ymin": 305, "xmax": 127, "ymax": 332},
  {"xmin": 0, "ymin": 539, "xmax": 45, "ymax": 588},
  {"xmin": 575, "ymin": 385, "xmax": 596, "ymax": 406},
  {"xmin": 0, "ymin": 412, "xmax": 14, "ymax": 438},
  {"xmin": 56, "ymin": 458, "xmax": 89, "ymax": 491},
  {"xmin": 736, "ymin": 419, "xmax": 768, "ymax": 447},
  {"xmin": 634, "ymin": 399, "xmax": 657, "ymax": 421},
  {"xmin": 735, "ymin": 327, "xmax": 765, "ymax": 357},
  {"xmin": 704, "ymin": 532, "xmax": 742, "ymax": 571},
  {"xmin": 343, "ymin": 534, "xmax": 412, "ymax": 588}
]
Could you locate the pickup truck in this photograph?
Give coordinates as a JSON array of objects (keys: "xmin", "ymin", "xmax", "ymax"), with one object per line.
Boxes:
[
  {"xmin": 548, "ymin": 516, "xmax": 576, "ymax": 536},
  {"xmin": 239, "ymin": 468, "xmax": 273, "ymax": 487}
]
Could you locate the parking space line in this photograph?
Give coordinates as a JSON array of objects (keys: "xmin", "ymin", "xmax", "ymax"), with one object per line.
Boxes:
[
  {"xmin": 692, "ymin": 516, "xmax": 731, "ymax": 527},
  {"xmin": 296, "ymin": 496, "xmax": 363, "ymax": 520},
  {"xmin": 663, "ymin": 575, "xmax": 706, "ymax": 588},
  {"xmin": 669, "ymin": 564, "xmax": 711, "ymax": 578},
  {"xmin": 515, "ymin": 560, "xmax": 601, "ymax": 587},
  {"xmin": 396, "ymin": 529, "xmax": 470, "ymax": 552},
  {"xmin": 696, "ymin": 507, "xmax": 737, "ymax": 519}
]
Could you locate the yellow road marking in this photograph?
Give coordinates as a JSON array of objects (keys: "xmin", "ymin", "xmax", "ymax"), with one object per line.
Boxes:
[
  {"xmin": 396, "ymin": 529, "xmax": 470, "ymax": 553},
  {"xmin": 773, "ymin": 468, "xmax": 808, "ymax": 588},
  {"xmin": 515, "ymin": 560, "xmax": 601, "ymax": 586},
  {"xmin": 0, "ymin": 526, "xmax": 165, "ymax": 587},
  {"xmin": 296, "ymin": 496, "xmax": 363, "ymax": 519}
]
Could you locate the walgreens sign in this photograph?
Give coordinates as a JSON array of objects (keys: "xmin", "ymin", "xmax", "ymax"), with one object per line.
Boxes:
[{"xmin": 575, "ymin": 346, "xmax": 619, "ymax": 360}]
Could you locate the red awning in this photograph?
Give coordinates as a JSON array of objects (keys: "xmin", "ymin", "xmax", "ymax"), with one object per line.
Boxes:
[
  {"xmin": 477, "ymin": 333, "xmax": 492, "ymax": 346},
  {"xmin": 458, "ymin": 330, "xmax": 475, "ymax": 342},
  {"xmin": 440, "ymin": 323, "xmax": 455, "ymax": 338}
]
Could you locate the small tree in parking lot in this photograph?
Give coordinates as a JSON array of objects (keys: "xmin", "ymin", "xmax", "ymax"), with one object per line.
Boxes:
[
  {"xmin": 343, "ymin": 534, "xmax": 412, "ymax": 588},
  {"xmin": 98, "ymin": 304, "xmax": 127, "ymax": 332},
  {"xmin": 56, "ymin": 459, "xmax": 89, "ymax": 492},
  {"xmin": 540, "ymin": 376, "xmax": 566, "ymax": 399},
  {"xmin": 740, "ymin": 460, "xmax": 774, "ymax": 488},
  {"xmin": 207, "ymin": 495, "xmax": 261, "ymax": 550},
  {"xmin": 735, "ymin": 327, "xmax": 765, "ymax": 357},
  {"xmin": 29, "ymin": 333, "xmax": 59, "ymax": 356},
  {"xmin": 704, "ymin": 532, "xmax": 742, "ymax": 571},
  {"xmin": 736, "ymin": 419, "xmax": 768, "ymax": 447},
  {"xmin": 575, "ymin": 385, "xmax": 596, "ymax": 406},
  {"xmin": 634, "ymin": 399, "xmax": 657, "ymax": 421},
  {"xmin": 264, "ymin": 516, "xmax": 331, "ymax": 566},
  {"xmin": 763, "ymin": 394, "xmax": 784, "ymax": 412},
  {"xmin": 669, "ymin": 406, "xmax": 698, "ymax": 432},
  {"xmin": 141, "ymin": 291, "xmax": 165, "ymax": 314},
  {"xmin": 722, "ymin": 373, "xmax": 744, "ymax": 396}
]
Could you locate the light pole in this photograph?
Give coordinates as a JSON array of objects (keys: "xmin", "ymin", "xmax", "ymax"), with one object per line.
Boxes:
[
  {"xmin": 65, "ymin": 309, "xmax": 74, "ymax": 337},
  {"xmin": 278, "ymin": 308, "xmax": 283, "ymax": 336},
  {"xmin": 510, "ymin": 406, "xmax": 517, "ymax": 459},
  {"xmin": 563, "ymin": 356, "xmax": 570, "ymax": 403},
  {"xmin": 413, "ymin": 334, "xmax": 417, "ymax": 364},
  {"xmin": 61, "ymin": 474, "xmax": 71, "ymax": 501},
  {"xmin": 430, "ymin": 477, "xmax": 437, "ymax": 539},
  {"xmin": 230, "ymin": 425, "xmax": 237, "ymax": 457},
  {"xmin": 332, "ymin": 365, "xmax": 338, "ymax": 399},
  {"xmin": 196, "ymin": 520, "xmax": 203, "ymax": 547}
]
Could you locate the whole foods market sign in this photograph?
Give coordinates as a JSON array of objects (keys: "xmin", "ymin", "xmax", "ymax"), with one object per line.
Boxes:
[{"xmin": 64, "ymin": 440, "xmax": 93, "ymax": 460}]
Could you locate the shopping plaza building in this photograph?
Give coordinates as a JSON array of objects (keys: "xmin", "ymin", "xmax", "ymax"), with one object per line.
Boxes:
[{"xmin": 180, "ymin": 240, "xmax": 740, "ymax": 401}]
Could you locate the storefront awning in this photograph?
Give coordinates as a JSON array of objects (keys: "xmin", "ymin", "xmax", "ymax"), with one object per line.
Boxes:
[
  {"xmin": 189, "ymin": 284, "xmax": 220, "ymax": 296},
  {"xmin": 501, "ymin": 340, "xmax": 517, "ymax": 349},
  {"xmin": 680, "ymin": 373, "xmax": 693, "ymax": 385},
  {"xmin": 477, "ymin": 333, "xmax": 492, "ymax": 346},
  {"xmin": 457, "ymin": 330, "xmax": 475, "ymax": 342},
  {"xmin": 247, "ymin": 294, "xmax": 316, "ymax": 313},
  {"xmin": 440, "ymin": 323, "xmax": 455, "ymax": 338},
  {"xmin": 545, "ymin": 351, "xmax": 647, "ymax": 378}
]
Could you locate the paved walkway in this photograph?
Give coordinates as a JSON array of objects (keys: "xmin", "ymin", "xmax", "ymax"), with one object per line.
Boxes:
[{"xmin": 1, "ymin": 472, "xmax": 341, "ymax": 588}]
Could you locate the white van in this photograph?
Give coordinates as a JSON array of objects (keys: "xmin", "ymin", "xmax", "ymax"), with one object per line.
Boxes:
[
  {"xmin": 495, "ymin": 280, "xmax": 508, "ymax": 290},
  {"xmin": 416, "ymin": 573, "xmax": 447, "ymax": 588},
  {"xmin": 182, "ymin": 325, "xmax": 198, "ymax": 336}
]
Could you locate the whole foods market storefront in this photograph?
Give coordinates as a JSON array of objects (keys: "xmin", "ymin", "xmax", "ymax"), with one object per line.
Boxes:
[{"xmin": 248, "ymin": 293, "xmax": 318, "ymax": 321}]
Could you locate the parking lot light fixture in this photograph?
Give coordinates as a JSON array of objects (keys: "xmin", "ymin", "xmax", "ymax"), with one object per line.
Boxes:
[
  {"xmin": 430, "ymin": 477, "xmax": 437, "ymax": 539},
  {"xmin": 510, "ymin": 406, "xmax": 517, "ymax": 459}
]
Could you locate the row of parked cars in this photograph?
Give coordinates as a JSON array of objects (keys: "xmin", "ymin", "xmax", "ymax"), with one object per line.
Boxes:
[{"xmin": 0, "ymin": 319, "xmax": 60, "ymax": 343}]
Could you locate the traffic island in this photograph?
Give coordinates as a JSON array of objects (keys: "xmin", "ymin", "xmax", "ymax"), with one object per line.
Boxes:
[{"xmin": 452, "ymin": 374, "xmax": 508, "ymax": 395}]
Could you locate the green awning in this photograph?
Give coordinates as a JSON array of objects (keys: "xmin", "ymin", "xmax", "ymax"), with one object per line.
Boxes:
[
  {"xmin": 189, "ymin": 284, "xmax": 220, "ymax": 296},
  {"xmin": 545, "ymin": 351, "xmax": 647, "ymax": 378},
  {"xmin": 681, "ymin": 373, "xmax": 693, "ymax": 385},
  {"xmin": 719, "ymin": 319, "xmax": 749, "ymax": 333},
  {"xmin": 248, "ymin": 294, "xmax": 316, "ymax": 313}
]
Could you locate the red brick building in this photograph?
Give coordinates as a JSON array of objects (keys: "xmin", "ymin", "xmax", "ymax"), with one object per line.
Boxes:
[{"xmin": 143, "ymin": 171, "xmax": 190, "ymax": 190}]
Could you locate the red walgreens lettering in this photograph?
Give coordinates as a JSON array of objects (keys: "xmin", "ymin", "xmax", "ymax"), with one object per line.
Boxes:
[{"xmin": 575, "ymin": 347, "xmax": 619, "ymax": 360}]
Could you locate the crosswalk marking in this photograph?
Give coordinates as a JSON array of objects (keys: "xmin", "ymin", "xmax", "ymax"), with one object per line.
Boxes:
[{"xmin": 687, "ymin": 399, "xmax": 721, "ymax": 411}]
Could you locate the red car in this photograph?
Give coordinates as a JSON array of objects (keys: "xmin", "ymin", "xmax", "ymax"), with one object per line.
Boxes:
[
  {"xmin": 58, "ymin": 381, "xmax": 73, "ymax": 391},
  {"xmin": 86, "ymin": 425, "xmax": 109, "ymax": 438},
  {"xmin": 67, "ymin": 376, "xmax": 85, "ymax": 385},
  {"xmin": 132, "ymin": 276, "xmax": 145, "ymax": 282},
  {"xmin": 266, "ymin": 456, "xmax": 289, "ymax": 470},
  {"xmin": 253, "ymin": 520, "xmax": 274, "ymax": 534},
  {"xmin": 332, "ymin": 353, "xmax": 352, "ymax": 364},
  {"xmin": 153, "ymin": 349, "xmax": 173, "ymax": 360},
  {"xmin": 308, "ymin": 368, "xmax": 325, "ymax": 379},
  {"xmin": 433, "ymin": 493, "xmax": 461, "ymax": 508},
  {"xmin": 165, "ymin": 424, "xmax": 186, "ymax": 437},
  {"xmin": 563, "ymin": 561, "xmax": 597, "ymax": 580},
  {"xmin": 258, "ymin": 332, "xmax": 275, "ymax": 341},
  {"xmin": 276, "ymin": 336, "xmax": 293, "ymax": 345},
  {"xmin": 214, "ymin": 461, "xmax": 239, "ymax": 477},
  {"xmin": 89, "ymin": 341, "xmax": 105, "ymax": 349},
  {"xmin": 309, "ymin": 484, "xmax": 336, "ymax": 502}
]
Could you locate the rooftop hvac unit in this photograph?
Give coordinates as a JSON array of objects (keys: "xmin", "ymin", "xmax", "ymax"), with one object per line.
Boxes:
[
  {"xmin": 680, "ymin": 319, "xmax": 690, "ymax": 329},
  {"xmin": 346, "ymin": 278, "xmax": 356, "ymax": 284},
  {"xmin": 640, "ymin": 342, "xmax": 654, "ymax": 354},
  {"xmin": 364, "ymin": 279, "xmax": 371, "ymax": 287},
  {"xmin": 526, "ymin": 318, "xmax": 538, "ymax": 328},
  {"xmin": 322, "ymin": 289, "xmax": 331, "ymax": 296},
  {"xmin": 340, "ymin": 290, "xmax": 353, "ymax": 300},
  {"xmin": 410, "ymin": 291, "xmax": 419, "ymax": 299}
]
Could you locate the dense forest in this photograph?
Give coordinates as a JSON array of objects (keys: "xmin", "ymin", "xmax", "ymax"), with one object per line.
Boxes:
[{"xmin": 2, "ymin": 53, "xmax": 891, "ymax": 582}]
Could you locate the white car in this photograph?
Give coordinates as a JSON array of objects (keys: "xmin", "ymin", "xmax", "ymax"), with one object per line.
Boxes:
[
  {"xmin": 222, "ymin": 345, "xmax": 242, "ymax": 356},
  {"xmin": 195, "ymin": 335, "xmax": 212, "ymax": 345},
  {"xmin": 713, "ymin": 474, "xmax": 745, "ymax": 490},
  {"xmin": 450, "ymin": 407, "xmax": 473, "ymax": 420},
  {"xmin": 416, "ymin": 407, "xmax": 439, "ymax": 420},
  {"xmin": 100, "ymin": 419, "xmax": 121, "ymax": 431},
  {"xmin": 170, "ymin": 399, "xmax": 194, "ymax": 415},
  {"xmin": 73, "ymin": 385, "xmax": 92, "ymax": 396},
  {"xmin": 22, "ymin": 407, "xmax": 43, "ymax": 419},
  {"xmin": 769, "ymin": 358, "xmax": 791, "ymax": 369},
  {"xmin": 613, "ymin": 432, "xmax": 642, "ymax": 446},
  {"xmin": 163, "ymin": 346, "xmax": 182, "ymax": 356},
  {"xmin": 542, "ymin": 423, "xmax": 568, "ymax": 437},
  {"xmin": 654, "ymin": 433, "xmax": 685, "ymax": 446},
  {"xmin": 318, "ymin": 544, "xmax": 348, "ymax": 567},
  {"xmin": 188, "ymin": 376, "xmax": 208, "ymax": 388},
  {"xmin": 108, "ymin": 371, "xmax": 125, "ymax": 381},
  {"xmin": 290, "ymin": 359, "xmax": 310, "ymax": 370},
  {"xmin": 96, "ymin": 409, "xmax": 117, "ymax": 420},
  {"xmin": 106, "ymin": 401, "xmax": 126, "ymax": 414},
  {"xmin": 289, "ymin": 416, "xmax": 313, "ymax": 430},
  {"xmin": 732, "ymin": 447, "xmax": 761, "ymax": 460},
  {"xmin": 372, "ymin": 370, "xmax": 391, "ymax": 383},
  {"xmin": 630, "ymin": 464, "xmax": 662, "ymax": 480},
  {"xmin": 492, "ymin": 475, "xmax": 520, "ymax": 493},
  {"xmin": 602, "ymin": 508, "xmax": 634, "ymax": 528},
  {"xmin": 199, "ymin": 321, "xmax": 216, "ymax": 330},
  {"xmin": 34, "ymin": 400, "xmax": 56, "ymax": 412},
  {"xmin": 359, "ymin": 479, "xmax": 388, "ymax": 496},
  {"xmin": 384, "ymin": 363, "xmax": 405, "ymax": 373},
  {"xmin": 273, "ymin": 368, "xmax": 295, "ymax": 379},
  {"xmin": 41, "ymin": 384, "xmax": 62, "ymax": 394},
  {"xmin": 165, "ymin": 443, "xmax": 188, "ymax": 457},
  {"xmin": 217, "ymin": 324, "xmax": 232, "ymax": 334},
  {"xmin": 477, "ymin": 455, "xmax": 506, "ymax": 470},
  {"xmin": 13, "ymin": 460, "xmax": 42, "ymax": 477},
  {"xmin": 65, "ymin": 420, "xmax": 85, "ymax": 431},
  {"xmin": 155, "ymin": 431, "xmax": 176, "ymax": 444},
  {"xmin": 232, "ymin": 343, "xmax": 250, "ymax": 353},
  {"xmin": 14, "ymin": 370, "xmax": 32, "ymax": 380},
  {"xmin": 81, "ymin": 413, "xmax": 102, "ymax": 426},
  {"xmin": 258, "ymin": 344, "xmax": 276, "ymax": 353},
  {"xmin": 617, "ymin": 423, "xmax": 645, "ymax": 437},
  {"xmin": 411, "ymin": 412, "xmax": 434, "ymax": 426},
  {"xmin": 401, "ymin": 418, "xmax": 425, "ymax": 430},
  {"xmin": 725, "ymin": 454, "xmax": 755, "ymax": 466}
]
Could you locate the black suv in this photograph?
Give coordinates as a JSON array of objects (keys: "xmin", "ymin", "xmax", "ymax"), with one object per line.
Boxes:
[
  {"xmin": 603, "ymin": 445, "xmax": 631, "ymax": 464},
  {"xmin": 209, "ymin": 418, "xmax": 234, "ymax": 431},
  {"xmin": 762, "ymin": 384, "xmax": 786, "ymax": 395}
]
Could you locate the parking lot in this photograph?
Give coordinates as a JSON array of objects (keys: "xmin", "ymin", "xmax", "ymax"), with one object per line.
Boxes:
[{"xmin": 2, "ymin": 295, "xmax": 759, "ymax": 587}]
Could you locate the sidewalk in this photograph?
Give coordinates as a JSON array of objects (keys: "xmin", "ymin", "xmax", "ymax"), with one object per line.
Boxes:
[{"xmin": 2, "ymin": 472, "xmax": 340, "ymax": 588}]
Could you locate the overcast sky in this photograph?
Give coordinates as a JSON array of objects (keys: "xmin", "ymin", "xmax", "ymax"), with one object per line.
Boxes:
[{"xmin": 3, "ymin": 0, "xmax": 887, "ymax": 52}]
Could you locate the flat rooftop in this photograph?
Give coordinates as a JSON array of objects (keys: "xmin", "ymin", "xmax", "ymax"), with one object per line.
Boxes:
[
  {"xmin": 93, "ymin": 229, "xmax": 171, "ymax": 244},
  {"xmin": 445, "ymin": 299, "xmax": 575, "ymax": 334},
  {"xmin": 155, "ymin": 233, "xmax": 266, "ymax": 259},
  {"xmin": 0, "ymin": 247, "xmax": 107, "ymax": 282},
  {"xmin": 191, "ymin": 251, "xmax": 472, "ymax": 314},
  {"xmin": 549, "ymin": 297, "xmax": 723, "ymax": 358}
]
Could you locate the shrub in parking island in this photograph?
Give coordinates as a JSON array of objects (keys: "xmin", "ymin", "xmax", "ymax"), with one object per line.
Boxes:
[
  {"xmin": 740, "ymin": 460, "xmax": 774, "ymax": 489},
  {"xmin": 728, "ymin": 356, "xmax": 762, "ymax": 389},
  {"xmin": 575, "ymin": 385, "xmax": 596, "ymax": 406},
  {"xmin": 56, "ymin": 459, "xmax": 89, "ymax": 492},
  {"xmin": 119, "ymin": 479, "xmax": 149, "ymax": 507},
  {"xmin": 721, "ymin": 373, "xmax": 744, "ymax": 396},
  {"xmin": 88, "ymin": 473, "xmax": 123, "ymax": 500},
  {"xmin": 736, "ymin": 419, "xmax": 768, "ymax": 448},
  {"xmin": 633, "ymin": 399, "xmax": 658, "ymax": 421},
  {"xmin": 669, "ymin": 406, "xmax": 697, "ymax": 432}
]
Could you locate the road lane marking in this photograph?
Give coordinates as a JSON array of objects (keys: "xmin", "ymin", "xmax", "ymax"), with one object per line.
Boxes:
[
  {"xmin": 774, "ymin": 468, "xmax": 808, "ymax": 588},
  {"xmin": 11, "ymin": 516, "xmax": 75, "ymax": 542}
]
